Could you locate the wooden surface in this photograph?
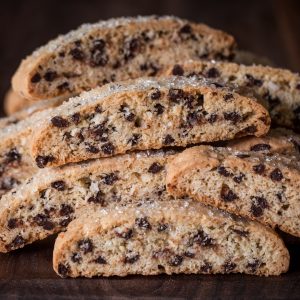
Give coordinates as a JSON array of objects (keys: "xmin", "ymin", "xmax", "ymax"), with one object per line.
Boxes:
[{"xmin": 0, "ymin": 0, "xmax": 300, "ymax": 299}]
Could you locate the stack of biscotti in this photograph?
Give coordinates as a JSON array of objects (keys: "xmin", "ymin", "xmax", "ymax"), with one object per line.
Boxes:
[{"xmin": 2, "ymin": 15, "xmax": 300, "ymax": 278}]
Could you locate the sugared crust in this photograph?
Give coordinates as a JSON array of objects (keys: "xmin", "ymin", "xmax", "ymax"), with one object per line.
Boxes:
[
  {"xmin": 166, "ymin": 145, "xmax": 300, "ymax": 237},
  {"xmin": 164, "ymin": 60, "xmax": 300, "ymax": 130},
  {"xmin": 29, "ymin": 76, "xmax": 270, "ymax": 168},
  {"xmin": 53, "ymin": 200, "xmax": 289, "ymax": 277},
  {"xmin": 12, "ymin": 16, "xmax": 235, "ymax": 101}
]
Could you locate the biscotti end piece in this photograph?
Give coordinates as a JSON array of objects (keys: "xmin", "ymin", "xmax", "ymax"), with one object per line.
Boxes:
[
  {"xmin": 166, "ymin": 145, "xmax": 300, "ymax": 237},
  {"xmin": 165, "ymin": 60, "xmax": 300, "ymax": 131},
  {"xmin": 227, "ymin": 128, "xmax": 300, "ymax": 155},
  {"xmin": 53, "ymin": 200, "xmax": 289, "ymax": 278},
  {"xmin": 29, "ymin": 76, "xmax": 270, "ymax": 168},
  {"xmin": 12, "ymin": 16, "xmax": 235, "ymax": 101}
]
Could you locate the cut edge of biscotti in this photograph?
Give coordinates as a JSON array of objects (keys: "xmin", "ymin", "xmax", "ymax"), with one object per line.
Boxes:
[
  {"xmin": 163, "ymin": 59, "xmax": 300, "ymax": 130},
  {"xmin": 53, "ymin": 199, "xmax": 289, "ymax": 277},
  {"xmin": 29, "ymin": 76, "xmax": 270, "ymax": 168},
  {"xmin": 12, "ymin": 15, "xmax": 236, "ymax": 101},
  {"xmin": 166, "ymin": 145, "xmax": 300, "ymax": 237},
  {"xmin": 0, "ymin": 149, "xmax": 178, "ymax": 253}
]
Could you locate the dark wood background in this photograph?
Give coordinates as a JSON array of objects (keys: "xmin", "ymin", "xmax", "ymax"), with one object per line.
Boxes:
[{"xmin": 0, "ymin": 0, "xmax": 300, "ymax": 299}]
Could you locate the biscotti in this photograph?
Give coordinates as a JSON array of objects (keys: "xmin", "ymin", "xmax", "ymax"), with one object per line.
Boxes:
[
  {"xmin": 227, "ymin": 128, "xmax": 300, "ymax": 155},
  {"xmin": 0, "ymin": 98, "xmax": 64, "ymax": 130},
  {"xmin": 4, "ymin": 89, "xmax": 35, "ymax": 115},
  {"xmin": 29, "ymin": 76, "xmax": 270, "ymax": 168},
  {"xmin": 12, "ymin": 16, "xmax": 235, "ymax": 101},
  {"xmin": 166, "ymin": 145, "xmax": 300, "ymax": 237},
  {"xmin": 165, "ymin": 60, "xmax": 300, "ymax": 131},
  {"xmin": 53, "ymin": 200, "xmax": 289, "ymax": 277},
  {"xmin": 0, "ymin": 149, "xmax": 178, "ymax": 252},
  {"xmin": 0, "ymin": 110, "xmax": 54, "ymax": 197}
]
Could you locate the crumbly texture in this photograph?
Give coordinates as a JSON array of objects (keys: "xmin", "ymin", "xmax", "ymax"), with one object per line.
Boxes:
[
  {"xmin": 0, "ymin": 97, "xmax": 63, "ymax": 129},
  {"xmin": 4, "ymin": 89, "xmax": 35, "ymax": 115},
  {"xmin": 53, "ymin": 199, "xmax": 289, "ymax": 277},
  {"xmin": 0, "ymin": 109, "xmax": 55, "ymax": 197},
  {"xmin": 227, "ymin": 128, "xmax": 300, "ymax": 155},
  {"xmin": 30, "ymin": 76, "xmax": 270, "ymax": 168},
  {"xmin": 12, "ymin": 16, "xmax": 235, "ymax": 101},
  {"xmin": 166, "ymin": 145, "xmax": 300, "ymax": 237},
  {"xmin": 164, "ymin": 60, "xmax": 300, "ymax": 131},
  {"xmin": 0, "ymin": 149, "xmax": 179, "ymax": 252}
]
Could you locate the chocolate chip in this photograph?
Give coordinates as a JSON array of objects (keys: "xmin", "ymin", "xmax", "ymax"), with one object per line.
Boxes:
[
  {"xmin": 172, "ymin": 64, "xmax": 184, "ymax": 76},
  {"xmin": 128, "ymin": 134, "xmax": 141, "ymax": 146},
  {"xmin": 206, "ymin": 67, "xmax": 220, "ymax": 78},
  {"xmin": 7, "ymin": 218, "xmax": 22, "ymax": 229},
  {"xmin": 193, "ymin": 229, "xmax": 214, "ymax": 246},
  {"xmin": 207, "ymin": 113, "xmax": 218, "ymax": 123},
  {"xmin": 224, "ymin": 93, "xmax": 234, "ymax": 101},
  {"xmin": 231, "ymin": 228, "xmax": 249, "ymax": 237},
  {"xmin": 293, "ymin": 106, "xmax": 300, "ymax": 131},
  {"xmin": 116, "ymin": 229, "xmax": 133, "ymax": 240},
  {"xmin": 163, "ymin": 134, "xmax": 175, "ymax": 145},
  {"xmin": 224, "ymin": 112, "xmax": 242, "ymax": 124},
  {"xmin": 154, "ymin": 103, "xmax": 165, "ymax": 115},
  {"xmin": 57, "ymin": 82, "xmax": 69, "ymax": 91},
  {"xmin": 148, "ymin": 162, "xmax": 164, "ymax": 174},
  {"xmin": 184, "ymin": 251, "xmax": 195, "ymax": 258},
  {"xmin": 71, "ymin": 253, "xmax": 82, "ymax": 263},
  {"xmin": 85, "ymin": 143, "xmax": 100, "ymax": 154},
  {"xmin": 31, "ymin": 73, "xmax": 41, "ymax": 83},
  {"xmin": 125, "ymin": 253, "xmax": 140, "ymax": 264},
  {"xmin": 236, "ymin": 153, "xmax": 250, "ymax": 158},
  {"xmin": 51, "ymin": 180, "xmax": 66, "ymax": 191},
  {"xmin": 69, "ymin": 48, "xmax": 85, "ymax": 60},
  {"xmin": 5, "ymin": 148, "xmax": 21, "ymax": 163},
  {"xmin": 157, "ymin": 264, "xmax": 165, "ymax": 271},
  {"xmin": 270, "ymin": 168, "xmax": 283, "ymax": 182},
  {"xmin": 101, "ymin": 142, "xmax": 115, "ymax": 155},
  {"xmin": 89, "ymin": 39, "xmax": 108, "ymax": 67},
  {"xmin": 150, "ymin": 88, "xmax": 161, "ymax": 100},
  {"xmin": 247, "ymin": 259, "xmax": 261, "ymax": 272},
  {"xmin": 250, "ymin": 144, "xmax": 271, "ymax": 152},
  {"xmin": 220, "ymin": 184, "xmax": 238, "ymax": 202},
  {"xmin": 168, "ymin": 255, "xmax": 183, "ymax": 267},
  {"xmin": 179, "ymin": 24, "xmax": 192, "ymax": 34},
  {"xmin": 217, "ymin": 166, "xmax": 233, "ymax": 177},
  {"xmin": 33, "ymin": 214, "xmax": 54, "ymax": 230},
  {"xmin": 7, "ymin": 235, "xmax": 25, "ymax": 250},
  {"xmin": 263, "ymin": 92, "xmax": 281, "ymax": 110},
  {"xmin": 71, "ymin": 113, "xmax": 81, "ymax": 124},
  {"xmin": 44, "ymin": 70, "xmax": 57, "ymax": 82},
  {"xmin": 241, "ymin": 125, "xmax": 257, "ymax": 134},
  {"xmin": 135, "ymin": 217, "xmax": 151, "ymax": 230},
  {"xmin": 245, "ymin": 74, "xmax": 263, "ymax": 87},
  {"xmin": 78, "ymin": 239, "xmax": 94, "ymax": 254},
  {"xmin": 102, "ymin": 173, "xmax": 118, "ymax": 185},
  {"xmin": 51, "ymin": 116, "xmax": 69, "ymax": 128},
  {"xmin": 87, "ymin": 191, "xmax": 106, "ymax": 206},
  {"xmin": 58, "ymin": 263, "xmax": 70, "ymax": 277},
  {"xmin": 94, "ymin": 256, "xmax": 107, "ymax": 264},
  {"xmin": 233, "ymin": 173, "xmax": 245, "ymax": 183},
  {"xmin": 59, "ymin": 204, "xmax": 74, "ymax": 216},
  {"xmin": 253, "ymin": 164, "xmax": 265, "ymax": 175},
  {"xmin": 250, "ymin": 196, "xmax": 269, "ymax": 217},
  {"xmin": 59, "ymin": 217, "xmax": 72, "ymax": 227},
  {"xmin": 186, "ymin": 111, "xmax": 202, "ymax": 126},
  {"xmin": 120, "ymin": 105, "xmax": 135, "ymax": 121},
  {"xmin": 168, "ymin": 88, "xmax": 185, "ymax": 103},
  {"xmin": 200, "ymin": 261, "xmax": 213, "ymax": 273},
  {"xmin": 196, "ymin": 93, "xmax": 204, "ymax": 106},
  {"xmin": 223, "ymin": 261, "xmax": 237, "ymax": 273},
  {"xmin": 90, "ymin": 122, "xmax": 109, "ymax": 142},
  {"xmin": 35, "ymin": 155, "xmax": 55, "ymax": 168},
  {"xmin": 157, "ymin": 223, "xmax": 168, "ymax": 232},
  {"xmin": 123, "ymin": 38, "xmax": 140, "ymax": 61}
]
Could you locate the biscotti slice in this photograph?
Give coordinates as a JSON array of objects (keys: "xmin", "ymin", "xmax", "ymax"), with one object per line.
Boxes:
[
  {"xmin": 165, "ymin": 60, "xmax": 300, "ymax": 130},
  {"xmin": 167, "ymin": 145, "xmax": 300, "ymax": 237},
  {"xmin": 0, "ymin": 97, "xmax": 64, "ymax": 130},
  {"xmin": 0, "ymin": 109, "xmax": 55, "ymax": 197},
  {"xmin": 30, "ymin": 76, "xmax": 270, "ymax": 168},
  {"xmin": 4, "ymin": 89, "xmax": 35, "ymax": 115},
  {"xmin": 0, "ymin": 149, "xmax": 179, "ymax": 252},
  {"xmin": 227, "ymin": 128, "xmax": 300, "ymax": 155},
  {"xmin": 53, "ymin": 199, "xmax": 289, "ymax": 277},
  {"xmin": 12, "ymin": 16, "xmax": 235, "ymax": 101}
]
